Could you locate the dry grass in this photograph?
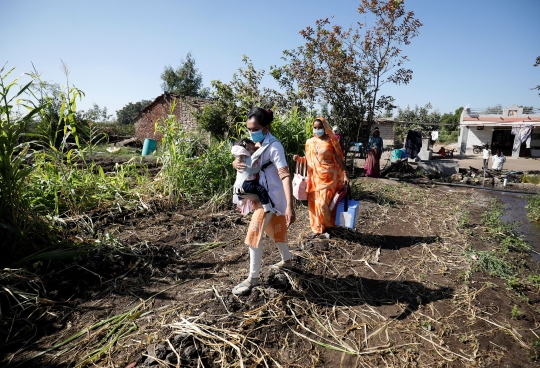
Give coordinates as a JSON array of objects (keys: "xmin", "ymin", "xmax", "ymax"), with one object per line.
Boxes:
[{"xmin": 4, "ymin": 181, "xmax": 540, "ymax": 367}]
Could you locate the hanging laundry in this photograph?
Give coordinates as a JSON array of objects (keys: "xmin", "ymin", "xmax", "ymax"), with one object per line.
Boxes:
[
  {"xmin": 431, "ymin": 131, "xmax": 439, "ymax": 141},
  {"xmin": 511, "ymin": 125, "xmax": 533, "ymax": 151},
  {"xmin": 405, "ymin": 130, "xmax": 422, "ymax": 159}
]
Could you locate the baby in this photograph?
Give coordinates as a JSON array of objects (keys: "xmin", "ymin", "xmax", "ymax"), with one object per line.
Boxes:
[{"xmin": 230, "ymin": 138, "xmax": 274, "ymax": 213}]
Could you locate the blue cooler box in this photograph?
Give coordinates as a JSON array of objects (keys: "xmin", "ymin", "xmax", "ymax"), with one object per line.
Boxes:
[{"xmin": 335, "ymin": 200, "xmax": 360, "ymax": 228}]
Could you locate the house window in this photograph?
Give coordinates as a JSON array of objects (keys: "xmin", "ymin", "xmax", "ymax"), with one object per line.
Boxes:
[{"xmin": 508, "ymin": 110, "xmax": 517, "ymax": 116}]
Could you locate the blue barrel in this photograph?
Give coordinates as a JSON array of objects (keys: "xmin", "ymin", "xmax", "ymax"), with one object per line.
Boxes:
[{"xmin": 142, "ymin": 138, "xmax": 157, "ymax": 156}]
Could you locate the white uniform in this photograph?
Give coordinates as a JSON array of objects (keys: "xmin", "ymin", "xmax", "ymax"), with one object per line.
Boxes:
[{"xmin": 257, "ymin": 132, "xmax": 288, "ymax": 215}]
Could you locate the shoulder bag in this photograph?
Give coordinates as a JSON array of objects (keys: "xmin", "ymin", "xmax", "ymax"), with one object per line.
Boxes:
[{"xmin": 292, "ymin": 160, "xmax": 308, "ymax": 200}]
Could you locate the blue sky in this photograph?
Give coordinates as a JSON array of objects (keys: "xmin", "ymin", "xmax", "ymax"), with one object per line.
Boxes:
[{"xmin": 2, "ymin": 0, "xmax": 539, "ymax": 117}]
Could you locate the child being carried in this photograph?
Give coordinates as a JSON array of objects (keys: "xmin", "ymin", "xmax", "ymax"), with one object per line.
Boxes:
[{"xmin": 231, "ymin": 139, "xmax": 275, "ymax": 214}]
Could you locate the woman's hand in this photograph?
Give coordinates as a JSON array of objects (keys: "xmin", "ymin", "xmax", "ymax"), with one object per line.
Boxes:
[
  {"xmin": 232, "ymin": 157, "xmax": 246, "ymax": 172},
  {"xmin": 286, "ymin": 206, "xmax": 296, "ymax": 228},
  {"xmin": 343, "ymin": 171, "xmax": 350, "ymax": 186},
  {"xmin": 292, "ymin": 155, "xmax": 299, "ymax": 162}
]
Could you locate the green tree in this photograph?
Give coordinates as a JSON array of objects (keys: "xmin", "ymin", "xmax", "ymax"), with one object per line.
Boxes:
[
  {"xmin": 80, "ymin": 103, "xmax": 112, "ymax": 123},
  {"xmin": 393, "ymin": 103, "xmax": 440, "ymax": 145},
  {"xmin": 274, "ymin": 0, "xmax": 422, "ymax": 146},
  {"xmin": 161, "ymin": 52, "xmax": 206, "ymax": 97},
  {"xmin": 116, "ymin": 100, "xmax": 152, "ymax": 125},
  {"xmin": 195, "ymin": 56, "xmax": 285, "ymax": 139},
  {"xmin": 438, "ymin": 106, "xmax": 463, "ymax": 143}
]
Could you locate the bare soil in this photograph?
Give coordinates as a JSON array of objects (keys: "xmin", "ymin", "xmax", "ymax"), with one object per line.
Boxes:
[{"xmin": 2, "ymin": 178, "xmax": 540, "ymax": 367}]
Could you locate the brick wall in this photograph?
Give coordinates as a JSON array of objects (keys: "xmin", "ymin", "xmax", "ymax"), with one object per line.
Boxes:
[
  {"xmin": 373, "ymin": 122, "xmax": 396, "ymax": 147},
  {"xmin": 134, "ymin": 94, "xmax": 211, "ymax": 144}
]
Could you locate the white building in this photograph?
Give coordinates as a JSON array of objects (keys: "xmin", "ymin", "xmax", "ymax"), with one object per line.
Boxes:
[{"xmin": 458, "ymin": 104, "xmax": 540, "ymax": 158}]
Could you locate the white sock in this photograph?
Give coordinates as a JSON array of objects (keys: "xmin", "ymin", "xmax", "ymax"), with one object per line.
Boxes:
[
  {"xmin": 249, "ymin": 243, "xmax": 264, "ymax": 280},
  {"xmin": 276, "ymin": 242, "xmax": 291, "ymax": 262}
]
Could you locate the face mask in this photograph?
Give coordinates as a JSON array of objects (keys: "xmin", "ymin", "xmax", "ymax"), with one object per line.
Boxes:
[
  {"xmin": 249, "ymin": 129, "xmax": 265, "ymax": 143},
  {"xmin": 314, "ymin": 128, "xmax": 325, "ymax": 137}
]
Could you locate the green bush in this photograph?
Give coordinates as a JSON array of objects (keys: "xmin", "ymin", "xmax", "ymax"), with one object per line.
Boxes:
[
  {"xmin": 195, "ymin": 104, "xmax": 229, "ymax": 139},
  {"xmin": 156, "ymin": 101, "xmax": 235, "ymax": 204},
  {"xmin": 269, "ymin": 108, "xmax": 314, "ymax": 167},
  {"xmin": 438, "ymin": 130, "xmax": 459, "ymax": 144}
]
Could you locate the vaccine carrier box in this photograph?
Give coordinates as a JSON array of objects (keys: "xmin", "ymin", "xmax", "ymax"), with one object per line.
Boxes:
[{"xmin": 335, "ymin": 200, "xmax": 360, "ymax": 228}]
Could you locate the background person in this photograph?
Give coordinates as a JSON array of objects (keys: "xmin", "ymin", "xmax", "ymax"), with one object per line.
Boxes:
[
  {"xmin": 364, "ymin": 127, "xmax": 383, "ymax": 177},
  {"xmin": 231, "ymin": 107, "xmax": 295, "ymax": 296},
  {"xmin": 491, "ymin": 150, "xmax": 506, "ymax": 171},
  {"xmin": 294, "ymin": 117, "xmax": 349, "ymax": 235},
  {"xmin": 482, "ymin": 144, "xmax": 491, "ymax": 169},
  {"xmin": 332, "ymin": 125, "xmax": 345, "ymax": 153}
]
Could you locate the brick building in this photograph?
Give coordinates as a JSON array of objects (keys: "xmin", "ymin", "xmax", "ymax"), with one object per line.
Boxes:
[
  {"xmin": 372, "ymin": 119, "xmax": 398, "ymax": 147},
  {"xmin": 133, "ymin": 92, "xmax": 212, "ymax": 143}
]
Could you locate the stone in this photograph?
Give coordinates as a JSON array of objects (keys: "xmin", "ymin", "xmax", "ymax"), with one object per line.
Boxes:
[
  {"xmin": 173, "ymin": 333, "xmax": 193, "ymax": 346},
  {"xmin": 155, "ymin": 343, "xmax": 168, "ymax": 360},
  {"xmin": 418, "ymin": 161, "xmax": 459, "ymax": 176},
  {"xmin": 166, "ymin": 352, "xmax": 178, "ymax": 364}
]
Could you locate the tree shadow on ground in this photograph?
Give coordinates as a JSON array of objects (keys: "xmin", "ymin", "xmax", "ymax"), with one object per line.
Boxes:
[{"xmin": 271, "ymin": 270, "xmax": 452, "ymax": 320}]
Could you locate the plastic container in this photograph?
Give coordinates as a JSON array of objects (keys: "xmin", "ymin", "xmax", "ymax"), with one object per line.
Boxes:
[
  {"xmin": 401, "ymin": 148, "xmax": 407, "ymax": 158},
  {"xmin": 335, "ymin": 200, "xmax": 360, "ymax": 229},
  {"xmin": 142, "ymin": 138, "xmax": 157, "ymax": 156}
]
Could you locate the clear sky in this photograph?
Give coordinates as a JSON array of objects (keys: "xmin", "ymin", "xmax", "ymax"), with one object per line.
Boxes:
[{"xmin": 2, "ymin": 0, "xmax": 539, "ymax": 118}]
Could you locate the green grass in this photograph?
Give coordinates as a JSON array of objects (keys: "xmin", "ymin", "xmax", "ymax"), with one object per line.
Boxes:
[
  {"xmin": 526, "ymin": 193, "xmax": 540, "ymax": 222},
  {"xmin": 465, "ymin": 200, "xmax": 535, "ymax": 297}
]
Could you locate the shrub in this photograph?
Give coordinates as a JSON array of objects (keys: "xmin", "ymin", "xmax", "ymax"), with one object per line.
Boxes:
[{"xmin": 156, "ymin": 101, "xmax": 235, "ymax": 204}]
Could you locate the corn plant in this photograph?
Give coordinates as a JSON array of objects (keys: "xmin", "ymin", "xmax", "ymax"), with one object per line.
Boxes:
[
  {"xmin": 0, "ymin": 65, "xmax": 47, "ymax": 258},
  {"xmin": 156, "ymin": 101, "xmax": 235, "ymax": 205}
]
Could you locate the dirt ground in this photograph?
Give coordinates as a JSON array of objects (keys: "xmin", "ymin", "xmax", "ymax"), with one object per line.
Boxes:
[
  {"xmin": 382, "ymin": 142, "xmax": 540, "ymax": 172},
  {"xmin": 2, "ymin": 173, "xmax": 540, "ymax": 367}
]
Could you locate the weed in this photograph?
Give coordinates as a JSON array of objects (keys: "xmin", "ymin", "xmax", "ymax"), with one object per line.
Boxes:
[
  {"xmin": 458, "ymin": 210, "xmax": 471, "ymax": 228},
  {"xmin": 500, "ymin": 235, "xmax": 531, "ymax": 253},
  {"xmin": 466, "ymin": 248, "xmax": 515, "ymax": 280},
  {"xmin": 527, "ymin": 273, "xmax": 540, "ymax": 286},
  {"xmin": 526, "ymin": 193, "xmax": 540, "ymax": 222},
  {"xmin": 530, "ymin": 338, "xmax": 540, "ymax": 361},
  {"xmin": 511, "ymin": 304, "xmax": 523, "ymax": 320},
  {"xmin": 457, "ymin": 270, "xmax": 471, "ymax": 282},
  {"xmin": 420, "ymin": 321, "xmax": 432, "ymax": 331}
]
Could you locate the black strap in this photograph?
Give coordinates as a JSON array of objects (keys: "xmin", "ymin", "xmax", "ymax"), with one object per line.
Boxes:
[
  {"xmin": 260, "ymin": 161, "xmax": 273, "ymax": 171},
  {"xmin": 344, "ymin": 183, "xmax": 351, "ymax": 212}
]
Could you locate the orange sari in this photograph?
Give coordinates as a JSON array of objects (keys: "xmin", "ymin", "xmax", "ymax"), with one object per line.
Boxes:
[{"xmin": 298, "ymin": 117, "xmax": 344, "ymax": 234}]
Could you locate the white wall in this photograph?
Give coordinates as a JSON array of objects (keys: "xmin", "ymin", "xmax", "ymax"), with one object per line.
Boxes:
[{"xmin": 466, "ymin": 127, "xmax": 493, "ymax": 146}]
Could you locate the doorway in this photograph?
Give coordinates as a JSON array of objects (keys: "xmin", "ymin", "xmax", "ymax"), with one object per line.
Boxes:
[{"xmin": 491, "ymin": 128, "xmax": 514, "ymax": 156}]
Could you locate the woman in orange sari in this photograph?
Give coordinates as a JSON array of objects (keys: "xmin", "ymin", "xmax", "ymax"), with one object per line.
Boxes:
[{"xmin": 294, "ymin": 118, "xmax": 349, "ymax": 235}]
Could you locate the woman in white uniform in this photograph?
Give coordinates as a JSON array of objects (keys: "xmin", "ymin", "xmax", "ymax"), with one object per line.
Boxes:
[{"xmin": 231, "ymin": 107, "xmax": 296, "ymax": 295}]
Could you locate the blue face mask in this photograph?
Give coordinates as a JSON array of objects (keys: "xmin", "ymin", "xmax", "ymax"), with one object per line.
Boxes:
[
  {"xmin": 314, "ymin": 128, "xmax": 325, "ymax": 137},
  {"xmin": 249, "ymin": 129, "xmax": 266, "ymax": 143}
]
